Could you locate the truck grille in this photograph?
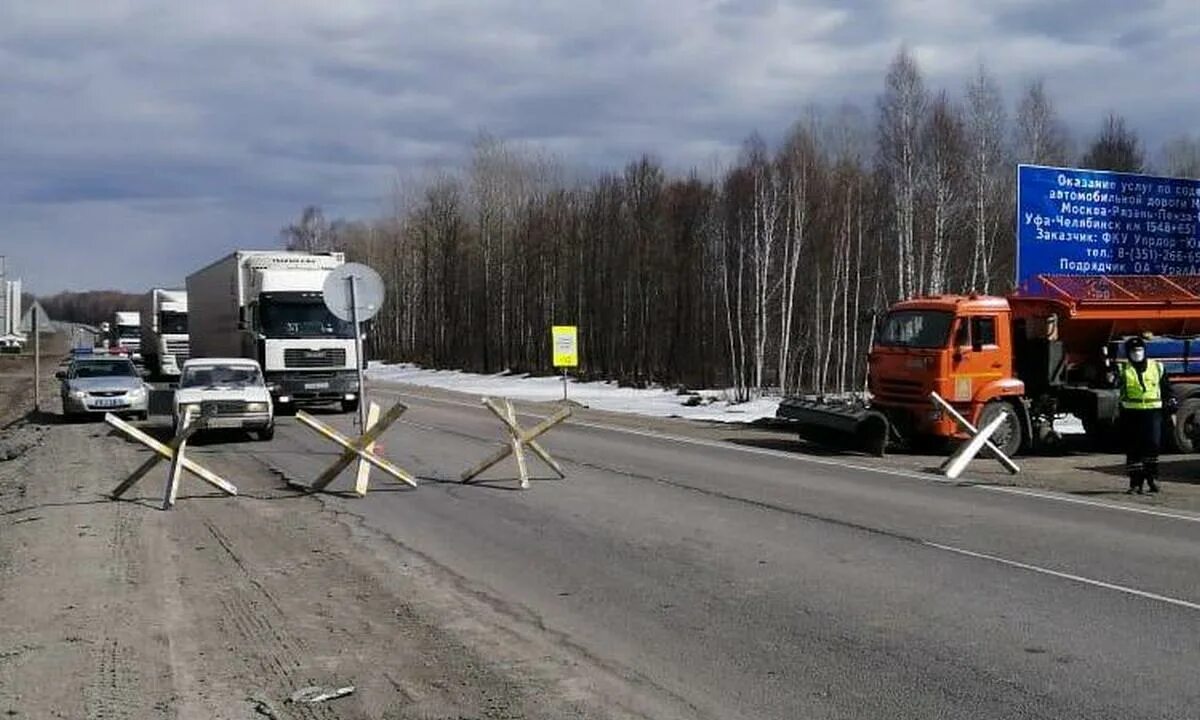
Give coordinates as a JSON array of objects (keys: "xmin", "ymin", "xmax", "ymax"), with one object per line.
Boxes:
[
  {"xmin": 284, "ymin": 348, "xmax": 346, "ymax": 369},
  {"xmin": 165, "ymin": 339, "xmax": 190, "ymax": 360},
  {"xmin": 873, "ymin": 378, "xmax": 927, "ymax": 402}
]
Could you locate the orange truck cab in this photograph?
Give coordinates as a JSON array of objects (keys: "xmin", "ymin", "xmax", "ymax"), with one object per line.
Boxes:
[
  {"xmin": 778, "ymin": 275, "xmax": 1200, "ymax": 457},
  {"xmin": 868, "ymin": 294, "xmax": 1027, "ymax": 454}
]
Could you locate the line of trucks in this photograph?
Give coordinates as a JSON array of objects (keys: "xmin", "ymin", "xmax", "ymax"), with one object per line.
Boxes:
[
  {"xmin": 778, "ymin": 274, "xmax": 1200, "ymax": 457},
  {"xmin": 104, "ymin": 251, "xmax": 363, "ymax": 414}
]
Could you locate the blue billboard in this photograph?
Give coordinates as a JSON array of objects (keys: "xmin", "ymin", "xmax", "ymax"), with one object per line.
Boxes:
[{"xmin": 1016, "ymin": 165, "xmax": 1200, "ymax": 287}]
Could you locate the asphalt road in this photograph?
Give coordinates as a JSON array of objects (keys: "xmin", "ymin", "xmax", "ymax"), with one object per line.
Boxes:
[{"xmin": 207, "ymin": 384, "xmax": 1200, "ymax": 720}]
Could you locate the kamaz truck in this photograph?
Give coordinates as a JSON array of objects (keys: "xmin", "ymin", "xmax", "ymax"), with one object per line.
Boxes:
[
  {"xmin": 140, "ymin": 288, "xmax": 189, "ymax": 378},
  {"xmin": 187, "ymin": 251, "xmax": 361, "ymax": 413},
  {"xmin": 777, "ymin": 275, "xmax": 1200, "ymax": 457}
]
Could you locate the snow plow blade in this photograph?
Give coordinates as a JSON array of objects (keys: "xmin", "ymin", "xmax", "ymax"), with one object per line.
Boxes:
[{"xmin": 775, "ymin": 398, "xmax": 890, "ymax": 457}]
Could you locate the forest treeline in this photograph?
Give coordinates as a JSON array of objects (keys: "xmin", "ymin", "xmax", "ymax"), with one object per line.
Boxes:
[{"xmin": 282, "ymin": 49, "xmax": 1199, "ymax": 398}]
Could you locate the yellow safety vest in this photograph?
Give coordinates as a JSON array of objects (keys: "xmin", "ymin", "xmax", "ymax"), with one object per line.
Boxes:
[{"xmin": 1121, "ymin": 360, "xmax": 1163, "ymax": 410}]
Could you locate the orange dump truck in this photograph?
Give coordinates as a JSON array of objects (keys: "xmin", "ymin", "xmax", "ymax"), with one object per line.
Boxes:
[{"xmin": 777, "ymin": 275, "xmax": 1200, "ymax": 456}]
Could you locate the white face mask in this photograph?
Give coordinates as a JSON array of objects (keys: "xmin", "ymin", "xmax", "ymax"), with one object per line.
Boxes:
[{"xmin": 1130, "ymin": 348, "xmax": 1146, "ymax": 363}]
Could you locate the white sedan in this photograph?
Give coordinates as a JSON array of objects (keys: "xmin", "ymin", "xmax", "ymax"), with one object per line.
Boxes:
[{"xmin": 173, "ymin": 358, "xmax": 275, "ymax": 441}]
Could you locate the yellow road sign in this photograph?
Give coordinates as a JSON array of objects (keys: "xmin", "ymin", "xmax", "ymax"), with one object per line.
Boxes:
[{"xmin": 552, "ymin": 325, "xmax": 578, "ymax": 367}]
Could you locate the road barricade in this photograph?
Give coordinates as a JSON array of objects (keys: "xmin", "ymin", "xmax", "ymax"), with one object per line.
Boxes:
[
  {"xmin": 107, "ymin": 405, "xmax": 238, "ymax": 510},
  {"xmin": 295, "ymin": 400, "xmax": 417, "ymax": 495},
  {"xmin": 462, "ymin": 398, "xmax": 570, "ymax": 489},
  {"xmin": 930, "ymin": 392, "xmax": 1021, "ymax": 480}
]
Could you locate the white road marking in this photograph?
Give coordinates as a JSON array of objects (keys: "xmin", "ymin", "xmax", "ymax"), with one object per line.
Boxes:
[
  {"xmin": 371, "ymin": 385, "xmax": 1200, "ymax": 525},
  {"xmin": 924, "ymin": 540, "xmax": 1200, "ymax": 612},
  {"xmin": 979, "ymin": 485, "xmax": 1200, "ymax": 524}
]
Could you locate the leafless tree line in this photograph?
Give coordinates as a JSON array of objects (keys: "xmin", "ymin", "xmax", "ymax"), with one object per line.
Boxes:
[{"xmin": 284, "ymin": 49, "xmax": 1200, "ymax": 399}]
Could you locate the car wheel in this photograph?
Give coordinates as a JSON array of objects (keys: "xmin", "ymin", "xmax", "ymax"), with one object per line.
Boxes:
[
  {"xmin": 257, "ymin": 424, "xmax": 275, "ymax": 442},
  {"xmin": 341, "ymin": 399, "xmax": 360, "ymax": 414}
]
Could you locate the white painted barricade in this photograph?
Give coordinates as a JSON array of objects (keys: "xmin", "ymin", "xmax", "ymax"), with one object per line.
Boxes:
[
  {"xmin": 461, "ymin": 398, "xmax": 570, "ymax": 489},
  {"xmin": 944, "ymin": 414, "xmax": 1007, "ymax": 480},
  {"xmin": 929, "ymin": 392, "xmax": 1020, "ymax": 476},
  {"xmin": 295, "ymin": 400, "xmax": 417, "ymax": 494},
  {"xmin": 107, "ymin": 408, "xmax": 238, "ymax": 509}
]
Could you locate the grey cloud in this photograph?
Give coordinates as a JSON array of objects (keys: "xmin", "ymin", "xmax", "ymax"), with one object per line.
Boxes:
[{"xmin": 1, "ymin": 0, "xmax": 1197, "ymax": 293}]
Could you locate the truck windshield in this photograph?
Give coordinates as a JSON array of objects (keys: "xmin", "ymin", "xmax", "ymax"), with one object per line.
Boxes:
[
  {"xmin": 181, "ymin": 364, "xmax": 263, "ymax": 389},
  {"xmin": 259, "ymin": 297, "xmax": 354, "ymax": 339},
  {"xmin": 877, "ymin": 310, "xmax": 954, "ymax": 349},
  {"xmin": 159, "ymin": 311, "xmax": 188, "ymax": 334},
  {"xmin": 118, "ymin": 326, "xmax": 140, "ymax": 338}
]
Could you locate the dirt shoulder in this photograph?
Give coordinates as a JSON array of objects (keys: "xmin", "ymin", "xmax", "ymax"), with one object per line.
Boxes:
[
  {"xmin": 0, "ymin": 413, "xmax": 630, "ymax": 717},
  {"xmin": 373, "ymin": 381, "xmax": 1200, "ymax": 515}
]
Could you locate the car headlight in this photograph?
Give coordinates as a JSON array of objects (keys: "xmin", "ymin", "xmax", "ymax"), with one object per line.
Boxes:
[
  {"xmin": 245, "ymin": 402, "xmax": 269, "ymax": 413},
  {"xmin": 70, "ymin": 389, "xmax": 87, "ymax": 400},
  {"xmin": 129, "ymin": 387, "xmax": 147, "ymax": 398}
]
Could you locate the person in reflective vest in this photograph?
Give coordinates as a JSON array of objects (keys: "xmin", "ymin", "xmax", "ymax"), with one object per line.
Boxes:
[{"xmin": 1119, "ymin": 336, "xmax": 1165, "ymax": 494}]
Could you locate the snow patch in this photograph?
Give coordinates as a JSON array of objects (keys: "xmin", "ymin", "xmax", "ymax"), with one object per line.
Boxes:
[{"xmin": 366, "ymin": 362, "xmax": 780, "ymax": 423}]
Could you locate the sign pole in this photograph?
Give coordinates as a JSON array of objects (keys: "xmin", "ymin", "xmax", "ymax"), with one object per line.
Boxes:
[
  {"xmin": 33, "ymin": 307, "xmax": 40, "ymax": 414},
  {"xmin": 348, "ymin": 275, "xmax": 367, "ymax": 431},
  {"xmin": 562, "ymin": 368, "xmax": 567, "ymax": 402}
]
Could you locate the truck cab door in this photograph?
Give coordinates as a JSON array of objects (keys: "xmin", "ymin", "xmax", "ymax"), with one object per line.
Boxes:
[{"xmin": 949, "ymin": 315, "xmax": 1004, "ymax": 402}]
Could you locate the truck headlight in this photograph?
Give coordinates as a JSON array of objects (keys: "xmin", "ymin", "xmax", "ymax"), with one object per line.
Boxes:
[{"xmin": 246, "ymin": 402, "xmax": 268, "ymax": 413}]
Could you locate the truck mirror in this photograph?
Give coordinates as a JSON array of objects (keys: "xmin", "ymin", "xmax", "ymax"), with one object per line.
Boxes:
[
  {"xmin": 972, "ymin": 339, "xmax": 983, "ymax": 353},
  {"xmin": 55, "ymin": 370, "xmax": 66, "ymax": 380},
  {"xmin": 237, "ymin": 321, "xmax": 248, "ymax": 331}
]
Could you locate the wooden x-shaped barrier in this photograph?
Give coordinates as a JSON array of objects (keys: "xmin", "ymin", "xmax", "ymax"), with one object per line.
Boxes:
[
  {"xmin": 296, "ymin": 400, "xmax": 417, "ymax": 494},
  {"xmin": 107, "ymin": 407, "xmax": 238, "ymax": 510},
  {"xmin": 461, "ymin": 398, "xmax": 571, "ymax": 489},
  {"xmin": 929, "ymin": 392, "xmax": 1020, "ymax": 480}
]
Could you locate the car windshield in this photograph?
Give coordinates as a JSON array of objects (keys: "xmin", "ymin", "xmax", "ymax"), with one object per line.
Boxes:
[
  {"xmin": 876, "ymin": 310, "xmax": 954, "ymax": 349},
  {"xmin": 181, "ymin": 364, "xmax": 263, "ymax": 389},
  {"xmin": 72, "ymin": 360, "xmax": 137, "ymax": 378},
  {"xmin": 260, "ymin": 297, "xmax": 354, "ymax": 339}
]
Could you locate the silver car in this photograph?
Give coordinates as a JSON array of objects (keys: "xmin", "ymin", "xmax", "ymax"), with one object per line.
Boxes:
[{"xmin": 58, "ymin": 357, "xmax": 150, "ymax": 421}]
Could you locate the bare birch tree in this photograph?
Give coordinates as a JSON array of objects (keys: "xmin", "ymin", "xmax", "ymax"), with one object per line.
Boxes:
[
  {"xmin": 878, "ymin": 47, "xmax": 928, "ymax": 299},
  {"xmin": 964, "ymin": 62, "xmax": 1006, "ymax": 293},
  {"xmin": 1014, "ymin": 78, "xmax": 1070, "ymax": 166}
]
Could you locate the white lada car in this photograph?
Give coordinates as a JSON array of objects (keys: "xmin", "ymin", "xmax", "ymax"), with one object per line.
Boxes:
[{"xmin": 173, "ymin": 358, "xmax": 274, "ymax": 441}]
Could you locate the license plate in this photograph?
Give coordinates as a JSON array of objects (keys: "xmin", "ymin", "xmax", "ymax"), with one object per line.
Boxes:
[
  {"xmin": 304, "ymin": 382, "xmax": 330, "ymax": 390},
  {"xmin": 92, "ymin": 397, "xmax": 124, "ymax": 408}
]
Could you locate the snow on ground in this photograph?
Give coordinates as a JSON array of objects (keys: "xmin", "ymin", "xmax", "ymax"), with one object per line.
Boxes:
[{"xmin": 366, "ymin": 362, "xmax": 780, "ymax": 423}]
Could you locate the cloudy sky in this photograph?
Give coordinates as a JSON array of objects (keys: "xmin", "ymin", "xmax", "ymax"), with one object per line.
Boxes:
[{"xmin": 2, "ymin": 0, "xmax": 1197, "ymax": 294}]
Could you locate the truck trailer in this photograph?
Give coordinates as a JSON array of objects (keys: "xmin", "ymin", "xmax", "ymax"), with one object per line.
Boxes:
[
  {"xmin": 777, "ymin": 275, "xmax": 1200, "ymax": 457},
  {"xmin": 140, "ymin": 288, "xmax": 189, "ymax": 378},
  {"xmin": 186, "ymin": 251, "xmax": 360, "ymax": 413}
]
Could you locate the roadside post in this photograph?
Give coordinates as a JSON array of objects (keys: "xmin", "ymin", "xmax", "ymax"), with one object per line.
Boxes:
[
  {"xmin": 551, "ymin": 325, "xmax": 578, "ymax": 402},
  {"xmin": 322, "ymin": 263, "xmax": 386, "ymax": 490},
  {"xmin": 929, "ymin": 392, "xmax": 1020, "ymax": 480},
  {"xmin": 294, "ymin": 399, "xmax": 418, "ymax": 494},
  {"xmin": 106, "ymin": 406, "xmax": 237, "ymax": 508},
  {"xmin": 32, "ymin": 305, "xmax": 39, "ymax": 414},
  {"xmin": 461, "ymin": 398, "xmax": 570, "ymax": 489}
]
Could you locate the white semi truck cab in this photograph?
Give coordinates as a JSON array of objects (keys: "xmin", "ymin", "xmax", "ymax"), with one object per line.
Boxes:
[
  {"xmin": 111, "ymin": 311, "xmax": 142, "ymax": 362},
  {"xmin": 187, "ymin": 251, "xmax": 360, "ymax": 413},
  {"xmin": 141, "ymin": 288, "xmax": 189, "ymax": 377}
]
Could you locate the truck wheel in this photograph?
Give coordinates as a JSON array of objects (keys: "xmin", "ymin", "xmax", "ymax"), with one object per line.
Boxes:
[
  {"xmin": 978, "ymin": 400, "xmax": 1023, "ymax": 458},
  {"xmin": 1172, "ymin": 398, "xmax": 1200, "ymax": 454}
]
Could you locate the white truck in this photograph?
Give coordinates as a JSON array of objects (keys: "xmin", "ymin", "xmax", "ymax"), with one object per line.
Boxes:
[
  {"xmin": 110, "ymin": 311, "xmax": 142, "ymax": 362},
  {"xmin": 141, "ymin": 288, "xmax": 189, "ymax": 378},
  {"xmin": 187, "ymin": 251, "xmax": 360, "ymax": 413}
]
